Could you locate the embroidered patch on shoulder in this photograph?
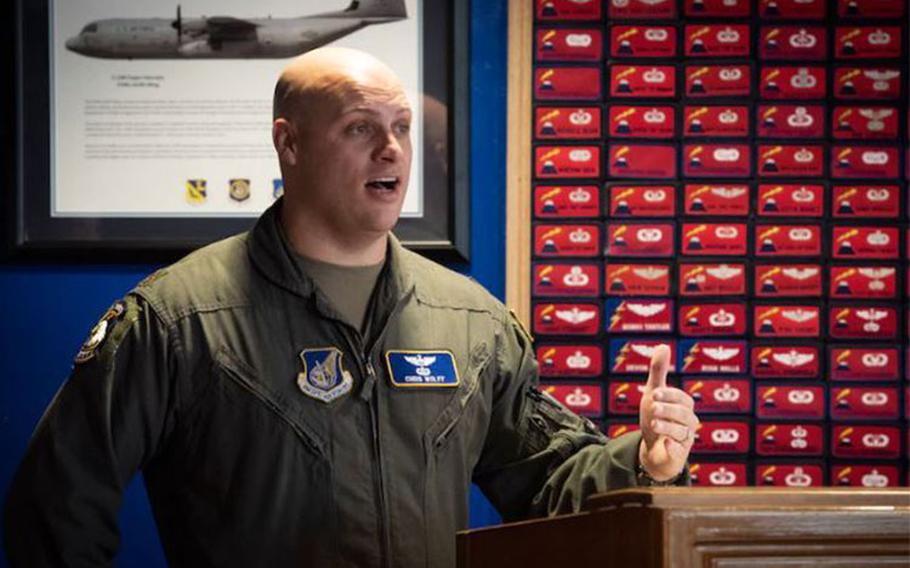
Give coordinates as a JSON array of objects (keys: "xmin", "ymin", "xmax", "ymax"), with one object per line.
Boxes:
[
  {"xmin": 297, "ymin": 348, "xmax": 353, "ymax": 403},
  {"xmin": 385, "ymin": 351, "xmax": 460, "ymax": 387},
  {"xmin": 74, "ymin": 301, "xmax": 127, "ymax": 364}
]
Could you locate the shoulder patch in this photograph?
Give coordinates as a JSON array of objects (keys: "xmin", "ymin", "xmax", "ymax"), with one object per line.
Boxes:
[
  {"xmin": 74, "ymin": 301, "xmax": 126, "ymax": 363},
  {"xmin": 74, "ymin": 298, "xmax": 141, "ymax": 364}
]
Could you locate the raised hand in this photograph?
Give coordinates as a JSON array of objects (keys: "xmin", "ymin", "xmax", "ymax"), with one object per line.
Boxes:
[{"xmin": 638, "ymin": 344, "xmax": 699, "ymax": 482}]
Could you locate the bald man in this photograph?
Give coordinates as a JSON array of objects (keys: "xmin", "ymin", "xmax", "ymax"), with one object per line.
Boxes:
[{"xmin": 5, "ymin": 48, "xmax": 697, "ymax": 566}]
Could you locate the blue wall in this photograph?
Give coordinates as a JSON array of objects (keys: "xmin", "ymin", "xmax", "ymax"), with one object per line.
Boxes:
[{"xmin": 0, "ymin": 0, "xmax": 506, "ymax": 564}]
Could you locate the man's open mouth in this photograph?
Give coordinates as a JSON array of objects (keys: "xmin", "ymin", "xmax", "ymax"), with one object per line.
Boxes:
[{"xmin": 365, "ymin": 177, "xmax": 399, "ymax": 191}]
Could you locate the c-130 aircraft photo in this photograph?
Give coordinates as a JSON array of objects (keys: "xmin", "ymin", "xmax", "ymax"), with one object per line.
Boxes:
[{"xmin": 65, "ymin": 0, "xmax": 407, "ymax": 59}]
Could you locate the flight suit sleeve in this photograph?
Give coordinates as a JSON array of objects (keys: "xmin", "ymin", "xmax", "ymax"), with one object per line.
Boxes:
[
  {"xmin": 4, "ymin": 294, "xmax": 180, "ymax": 566},
  {"xmin": 472, "ymin": 309, "xmax": 688, "ymax": 521}
]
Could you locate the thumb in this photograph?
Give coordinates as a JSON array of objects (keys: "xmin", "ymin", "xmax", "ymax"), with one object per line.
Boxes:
[{"xmin": 645, "ymin": 344, "xmax": 671, "ymax": 391}]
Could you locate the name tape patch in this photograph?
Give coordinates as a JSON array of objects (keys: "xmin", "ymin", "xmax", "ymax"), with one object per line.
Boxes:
[{"xmin": 386, "ymin": 351, "xmax": 460, "ymax": 387}]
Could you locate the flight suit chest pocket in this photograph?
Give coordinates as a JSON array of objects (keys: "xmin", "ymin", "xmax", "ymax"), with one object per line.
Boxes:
[
  {"xmin": 423, "ymin": 343, "xmax": 491, "ymax": 456},
  {"xmin": 208, "ymin": 347, "xmax": 327, "ymax": 460},
  {"xmin": 173, "ymin": 348, "xmax": 335, "ymax": 545}
]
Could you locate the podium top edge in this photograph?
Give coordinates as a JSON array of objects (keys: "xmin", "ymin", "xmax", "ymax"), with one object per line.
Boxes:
[{"xmin": 584, "ymin": 487, "xmax": 910, "ymax": 511}]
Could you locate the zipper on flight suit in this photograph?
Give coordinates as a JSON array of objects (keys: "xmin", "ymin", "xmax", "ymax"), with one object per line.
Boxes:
[
  {"xmin": 431, "ymin": 342, "xmax": 490, "ymax": 451},
  {"xmin": 337, "ymin": 335, "xmax": 390, "ymax": 568},
  {"xmin": 434, "ymin": 416, "xmax": 462, "ymax": 450},
  {"xmin": 432, "ymin": 372, "xmax": 481, "ymax": 451},
  {"xmin": 307, "ymin": 260, "xmax": 413, "ymax": 566},
  {"xmin": 340, "ymin": 291, "xmax": 410, "ymax": 568},
  {"xmin": 362, "ymin": 291, "xmax": 413, "ymax": 567},
  {"xmin": 364, "ymin": 358, "xmax": 391, "ymax": 568}
]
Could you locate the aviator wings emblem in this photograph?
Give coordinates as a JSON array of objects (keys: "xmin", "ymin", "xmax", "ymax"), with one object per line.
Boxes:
[
  {"xmin": 555, "ymin": 307, "xmax": 597, "ymax": 324},
  {"xmin": 772, "ymin": 350, "xmax": 815, "ymax": 367},
  {"xmin": 626, "ymin": 303, "xmax": 667, "ymax": 317},
  {"xmin": 703, "ymin": 346, "xmax": 740, "ymax": 361}
]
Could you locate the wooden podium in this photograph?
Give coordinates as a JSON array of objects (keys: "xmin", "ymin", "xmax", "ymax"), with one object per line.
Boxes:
[{"xmin": 457, "ymin": 488, "xmax": 910, "ymax": 567}]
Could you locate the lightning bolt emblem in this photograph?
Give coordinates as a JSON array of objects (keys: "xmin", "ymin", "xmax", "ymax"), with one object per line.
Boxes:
[
  {"xmin": 609, "ymin": 302, "xmax": 625, "ymax": 330},
  {"xmin": 683, "ymin": 343, "xmax": 699, "ymax": 371},
  {"xmin": 614, "ymin": 343, "xmax": 629, "ymax": 370}
]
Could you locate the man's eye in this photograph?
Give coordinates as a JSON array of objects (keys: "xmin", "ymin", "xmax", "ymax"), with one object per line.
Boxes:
[
  {"xmin": 395, "ymin": 123, "xmax": 411, "ymax": 135},
  {"xmin": 348, "ymin": 122, "xmax": 371, "ymax": 135}
]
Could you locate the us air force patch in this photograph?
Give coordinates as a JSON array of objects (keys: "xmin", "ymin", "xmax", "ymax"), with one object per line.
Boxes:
[
  {"xmin": 297, "ymin": 348, "xmax": 353, "ymax": 403},
  {"xmin": 385, "ymin": 351, "xmax": 459, "ymax": 387},
  {"xmin": 74, "ymin": 301, "xmax": 126, "ymax": 364}
]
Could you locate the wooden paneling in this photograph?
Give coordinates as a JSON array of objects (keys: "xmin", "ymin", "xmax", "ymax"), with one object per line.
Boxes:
[
  {"xmin": 458, "ymin": 488, "xmax": 910, "ymax": 568},
  {"xmin": 505, "ymin": 1, "xmax": 532, "ymax": 325},
  {"xmin": 586, "ymin": 486, "xmax": 910, "ymax": 509}
]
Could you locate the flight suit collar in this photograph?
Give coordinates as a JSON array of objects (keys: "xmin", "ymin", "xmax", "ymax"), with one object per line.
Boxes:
[{"xmin": 247, "ymin": 198, "xmax": 416, "ymax": 304}]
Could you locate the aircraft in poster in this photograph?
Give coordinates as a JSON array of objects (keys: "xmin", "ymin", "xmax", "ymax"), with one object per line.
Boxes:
[{"xmin": 65, "ymin": 0, "xmax": 407, "ymax": 59}]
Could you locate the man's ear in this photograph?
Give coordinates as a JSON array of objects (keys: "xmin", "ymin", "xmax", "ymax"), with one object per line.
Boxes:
[{"xmin": 272, "ymin": 118, "xmax": 298, "ymax": 167}]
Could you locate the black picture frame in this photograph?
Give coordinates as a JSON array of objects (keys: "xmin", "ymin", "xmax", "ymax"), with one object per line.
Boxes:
[{"xmin": 8, "ymin": 0, "xmax": 470, "ymax": 262}]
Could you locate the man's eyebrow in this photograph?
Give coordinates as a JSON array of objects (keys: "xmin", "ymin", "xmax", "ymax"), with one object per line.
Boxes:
[{"xmin": 339, "ymin": 105, "xmax": 412, "ymax": 117}]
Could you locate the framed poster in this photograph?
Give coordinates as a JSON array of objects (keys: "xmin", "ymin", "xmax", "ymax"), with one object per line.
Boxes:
[{"xmin": 11, "ymin": 0, "xmax": 469, "ymax": 260}]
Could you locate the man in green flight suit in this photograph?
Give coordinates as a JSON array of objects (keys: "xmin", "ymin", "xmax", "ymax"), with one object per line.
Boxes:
[{"xmin": 5, "ymin": 47, "xmax": 699, "ymax": 566}]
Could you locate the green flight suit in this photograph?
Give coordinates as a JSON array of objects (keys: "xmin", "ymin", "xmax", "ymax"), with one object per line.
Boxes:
[{"xmin": 5, "ymin": 200, "xmax": 677, "ymax": 567}]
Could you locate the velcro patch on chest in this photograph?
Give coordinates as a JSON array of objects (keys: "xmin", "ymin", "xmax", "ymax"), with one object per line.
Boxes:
[
  {"xmin": 385, "ymin": 351, "xmax": 459, "ymax": 387},
  {"xmin": 297, "ymin": 348, "xmax": 353, "ymax": 403}
]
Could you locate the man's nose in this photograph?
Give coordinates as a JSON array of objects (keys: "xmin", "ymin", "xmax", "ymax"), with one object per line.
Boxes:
[{"xmin": 374, "ymin": 130, "xmax": 405, "ymax": 162}]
